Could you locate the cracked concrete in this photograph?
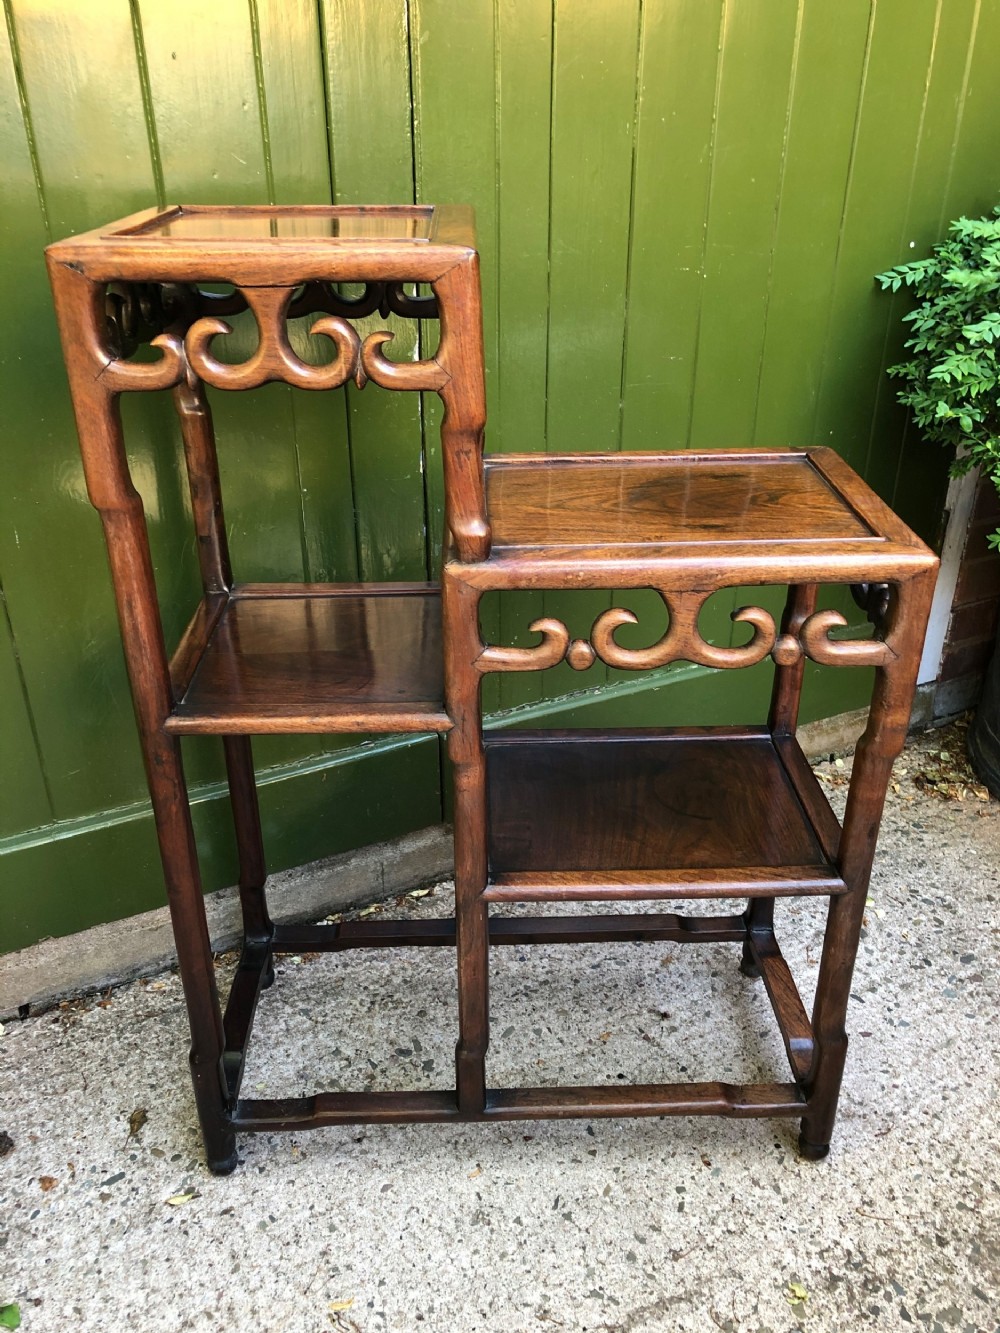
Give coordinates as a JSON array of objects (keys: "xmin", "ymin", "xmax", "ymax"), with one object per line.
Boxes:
[{"xmin": 1, "ymin": 724, "xmax": 998, "ymax": 1332}]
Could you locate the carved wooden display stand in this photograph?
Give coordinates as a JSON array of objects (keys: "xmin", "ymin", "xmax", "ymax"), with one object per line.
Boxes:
[{"xmin": 47, "ymin": 206, "xmax": 938, "ymax": 1173}]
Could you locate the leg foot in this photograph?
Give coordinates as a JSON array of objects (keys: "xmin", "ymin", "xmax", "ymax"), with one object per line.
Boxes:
[
  {"xmin": 797, "ymin": 1131, "xmax": 830, "ymax": 1161},
  {"xmin": 260, "ymin": 958, "xmax": 275, "ymax": 991},
  {"xmin": 739, "ymin": 952, "xmax": 762, "ymax": 979},
  {"xmin": 206, "ymin": 1142, "xmax": 239, "ymax": 1176},
  {"xmin": 455, "ymin": 1045, "xmax": 487, "ymax": 1115},
  {"xmin": 203, "ymin": 1116, "xmax": 238, "ymax": 1175}
]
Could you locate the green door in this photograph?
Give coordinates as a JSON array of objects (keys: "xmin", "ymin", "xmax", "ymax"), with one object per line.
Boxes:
[{"xmin": 3, "ymin": 0, "xmax": 999, "ymax": 953}]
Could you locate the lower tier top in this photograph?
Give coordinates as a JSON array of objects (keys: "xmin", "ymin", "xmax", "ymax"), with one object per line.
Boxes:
[{"xmin": 447, "ymin": 447, "xmax": 937, "ymax": 588}]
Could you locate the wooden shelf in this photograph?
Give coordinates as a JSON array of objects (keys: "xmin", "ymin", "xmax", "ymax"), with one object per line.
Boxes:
[
  {"xmin": 454, "ymin": 448, "xmax": 933, "ymax": 588},
  {"xmin": 484, "ymin": 727, "xmax": 845, "ymax": 900},
  {"xmin": 165, "ymin": 583, "xmax": 449, "ymax": 735}
]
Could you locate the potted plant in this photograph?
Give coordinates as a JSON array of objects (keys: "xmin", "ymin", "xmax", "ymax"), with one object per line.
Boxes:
[{"xmin": 876, "ymin": 206, "xmax": 1000, "ymax": 793}]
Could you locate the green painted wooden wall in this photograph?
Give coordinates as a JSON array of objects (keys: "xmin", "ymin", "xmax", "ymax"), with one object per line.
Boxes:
[{"xmin": 3, "ymin": 0, "xmax": 999, "ymax": 954}]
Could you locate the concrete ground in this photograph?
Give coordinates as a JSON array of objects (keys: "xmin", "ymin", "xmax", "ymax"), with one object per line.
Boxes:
[{"xmin": 1, "ymin": 721, "xmax": 998, "ymax": 1333}]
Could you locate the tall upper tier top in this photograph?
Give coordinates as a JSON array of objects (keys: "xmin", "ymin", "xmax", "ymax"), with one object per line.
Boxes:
[{"xmin": 44, "ymin": 204, "xmax": 478, "ymax": 283}]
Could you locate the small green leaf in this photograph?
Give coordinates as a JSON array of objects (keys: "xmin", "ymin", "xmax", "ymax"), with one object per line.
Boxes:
[
  {"xmin": 0, "ymin": 1304, "xmax": 21, "ymax": 1330},
  {"xmin": 875, "ymin": 207, "xmax": 1000, "ymax": 481}
]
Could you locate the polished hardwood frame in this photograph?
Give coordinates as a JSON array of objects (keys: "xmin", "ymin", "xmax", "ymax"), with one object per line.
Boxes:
[
  {"xmin": 47, "ymin": 204, "xmax": 485, "ymax": 1172},
  {"xmin": 443, "ymin": 559, "xmax": 936, "ymax": 1157},
  {"xmin": 47, "ymin": 205, "xmax": 937, "ymax": 1172}
]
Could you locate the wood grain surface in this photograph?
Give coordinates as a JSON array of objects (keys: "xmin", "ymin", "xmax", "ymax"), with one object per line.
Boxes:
[
  {"xmin": 485, "ymin": 729, "xmax": 831, "ymax": 876},
  {"xmin": 167, "ymin": 586, "xmax": 447, "ymax": 734}
]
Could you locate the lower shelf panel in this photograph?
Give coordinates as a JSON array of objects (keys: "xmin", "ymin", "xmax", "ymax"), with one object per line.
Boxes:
[
  {"xmin": 166, "ymin": 582, "xmax": 449, "ymax": 734},
  {"xmin": 485, "ymin": 726, "xmax": 845, "ymax": 899}
]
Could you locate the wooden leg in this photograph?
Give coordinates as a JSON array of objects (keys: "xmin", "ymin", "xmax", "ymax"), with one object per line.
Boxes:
[
  {"xmin": 452, "ymin": 762, "xmax": 490, "ymax": 1112},
  {"xmin": 444, "ymin": 575, "xmax": 490, "ymax": 1113},
  {"xmin": 740, "ymin": 898, "xmax": 774, "ymax": 978},
  {"xmin": 454, "ymin": 843, "xmax": 490, "ymax": 1111},
  {"xmin": 740, "ymin": 584, "xmax": 819, "ymax": 979},
  {"xmin": 98, "ymin": 490, "xmax": 233, "ymax": 1172},
  {"xmin": 801, "ymin": 572, "xmax": 935, "ymax": 1157},
  {"xmin": 172, "ymin": 377, "xmax": 233, "ymax": 595},
  {"xmin": 147, "ymin": 730, "xmax": 236, "ymax": 1174},
  {"xmin": 223, "ymin": 736, "xmax": 274, "ymax": 985}
]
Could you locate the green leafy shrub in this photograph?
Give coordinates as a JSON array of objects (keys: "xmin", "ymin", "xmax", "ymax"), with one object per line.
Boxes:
[{"xmin": 876, "ymin": 207, "xmax": 1000, "ymax": 546}]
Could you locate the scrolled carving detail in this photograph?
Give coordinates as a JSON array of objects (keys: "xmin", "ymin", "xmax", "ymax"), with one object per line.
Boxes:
[
  {"xmin": 287, "ymin": 281, "xmax": 438, "ymax": 322},
  {"xmin": 590, "ymin": 602, "xmax": 778, "ymax": 671},
  {"xmin": 360, "ymin": 330, "xmax": 448, "ymax": 392},
  {"xmin": 184, "ymin": 288, "xmax": 355, "ymax": 391},
  {"xmin": 100, "ymin": 330, "xmax": 188, "ymax": 393},
  {"xmin": 182, "ymin": 287, "xmax": 448, "ymax": 393},
  {"xmin": 475, "ymin": 596, "xmax": 898, "ymax": 675},
  {"xmin": 850, "ymin": 581, "xmax": 892, "ymax": 632},
  {"xmin": 798, "ymin": 610, "xmax": 896, "ymax": 667},
  {"xmin": 772, "ymin": 634, "xmax": 804, "ymax": 667},
  {"xmin": 104, "ymin": 281, "xmax": 187, "ymax": 358},
  {"xmin": 383, "ymin": 282, "xmax": 439, "ymax": 320},
  {"xmin": 477, "ymin": 618, "xmax": 571, "ymax": 672},
  {"xmin": 96, "ymin": 281, "xmax": 446, "ymax": 393}
]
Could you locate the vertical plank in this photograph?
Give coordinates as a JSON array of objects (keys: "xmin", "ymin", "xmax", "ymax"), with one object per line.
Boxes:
[
  {"xmin": 938, "ymin": 0, "xmax": 1000, "ymax": 227},
  {"xmin": 136, "ymin": 0, "xmax": 268, "ymax": 204},
  {"xmin": 0, "ymin": 586, "xmax": 51, "ymax": 836},
  {"xmin": 545, "ymin": 0, "xmax": 638, "ymax": 455},
  {"xmin": 494, "ymin": 0, "xmax": 553, "ymax": 710},
  {"xmin": 318, "ymin": 0, "xmax": 440, "ymax": 814},
  {"xmin": 137, "ymin": 0, "xmax": 305, "ymax": 578},
  {"xmin": 752, "ymin": 0, "xmax": 872, "ymax": 447},
  {"xmin": 688, "ymin": 0, "xmax": 800, "ymax": 448},
  {"xmin": 621, "ymin": 0, "xmax": 725, "ymax": 453},
  {"xmin": 0, "ymin": 0, "xmax": 158, "ymax": 817},
  {"xmin": 7, "ymin": 0, "xmax": 158, "ymax": 233},
  {"xmin": 322, "ymin": 0, "xmax": 428, "ymax": 582},
  {"xmin": 138, "ymin": 0, "xmax": 356, "ymax": 592},
  {"xmin": 255, "ymin": 0, "xmax": 331, "ymax": 200},
  {"xmin": 494, "ymin": 0, "xmax": 551, "ymax": 456},
  {"xmin": 729, "ymin": 1, "xmax": 866, "ymax": 683},
  {"xmin": 411, "ymin": 0, "xmax": 500, "ymax": 552}
]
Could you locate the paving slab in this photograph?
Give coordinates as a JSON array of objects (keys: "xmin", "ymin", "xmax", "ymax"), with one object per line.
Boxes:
[{"xmin": 1, "ymin": 724, "xmax": 998, "ymax": 1332}]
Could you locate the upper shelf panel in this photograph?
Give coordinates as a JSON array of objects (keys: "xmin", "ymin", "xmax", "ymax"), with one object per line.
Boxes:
[
  {"xmin": 110, "ymin": 205, "xmax": 435, "ymax": 242},
  {"xmin": 452, "ymin": 447, "xmax": 938, "ymax": 589},
  {"xmin": 45, "ymin": 204, "xmax": 478, "ymax": 284},
  {"xmin": 489, "ymin": 451, "xmax": 873, "ymax": 545}
]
